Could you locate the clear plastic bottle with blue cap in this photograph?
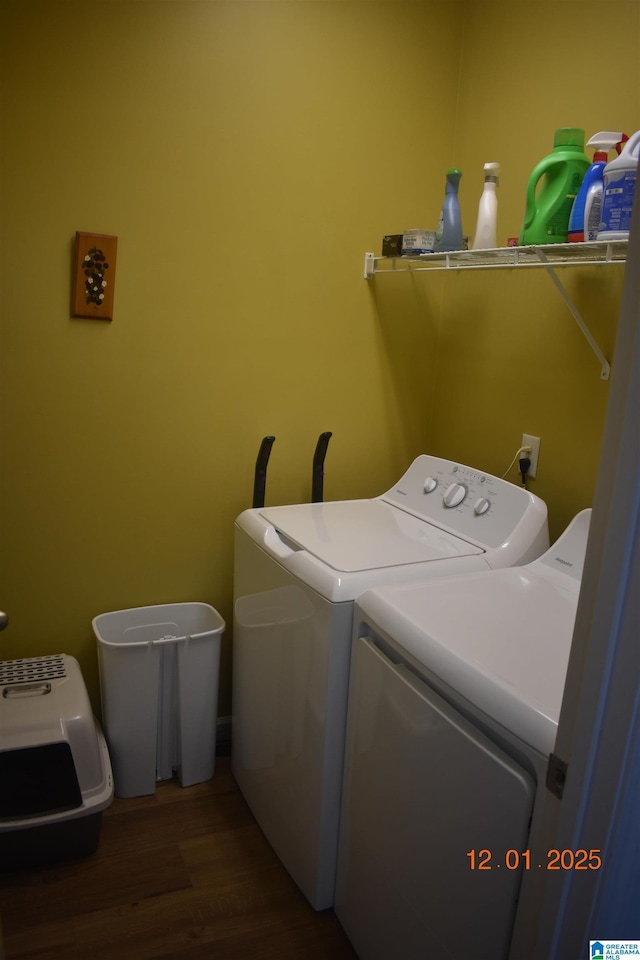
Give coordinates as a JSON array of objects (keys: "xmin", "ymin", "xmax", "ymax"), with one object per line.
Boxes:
[{"xmin": 435, "ymin": 168, "xmax": 463, "ymax": 252}]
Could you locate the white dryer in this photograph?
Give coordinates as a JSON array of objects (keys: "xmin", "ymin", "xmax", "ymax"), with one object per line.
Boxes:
[
  {"xmin": 335, "ymin": 509, "xmax": 591, "ymax": 960},
  {"xmin": 232, "ymin": 454, "xmax": 549, "ymax": 910}
]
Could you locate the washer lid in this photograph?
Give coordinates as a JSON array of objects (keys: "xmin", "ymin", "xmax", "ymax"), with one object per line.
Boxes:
[
  {"xmin": 260, "ymin": 500, "xmax": 483, "ymax": 572},
  {"xmin": 358, "ymin": 563, "xmax": 580, "ymax": 755}
]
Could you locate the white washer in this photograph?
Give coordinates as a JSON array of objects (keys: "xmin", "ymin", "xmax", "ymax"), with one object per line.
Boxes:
[
  {"xmin": 335, "ymin": 509, "xmax": 591, "ymax": 960},
  {"xmin": 231, "ymin": 454, "xmax": 549, "ymax": 910}
]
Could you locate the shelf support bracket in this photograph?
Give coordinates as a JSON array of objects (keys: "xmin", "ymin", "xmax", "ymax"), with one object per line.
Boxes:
[
  {"xmin": 535, "ymin": 248, "xmax": 611, "ymax": 380},
  {"xmin": 364, "ymin": 252, "xmax": 376, "ymax": 279}
]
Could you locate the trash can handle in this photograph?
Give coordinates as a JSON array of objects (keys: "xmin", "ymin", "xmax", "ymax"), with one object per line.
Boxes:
[{"xmin": 99, "ymin": 636, "xmax": 184, "ymax": 649}]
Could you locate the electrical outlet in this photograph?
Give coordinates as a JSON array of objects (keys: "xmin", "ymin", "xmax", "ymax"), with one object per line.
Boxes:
[{"xmin": 522, "ymin": 434, "xmax": 541, "ymax": 479}]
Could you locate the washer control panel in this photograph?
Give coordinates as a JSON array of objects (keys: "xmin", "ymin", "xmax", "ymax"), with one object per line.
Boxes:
[{"xmin": 382, "ymin": 455, "xmax": 541, "ymax": 549}]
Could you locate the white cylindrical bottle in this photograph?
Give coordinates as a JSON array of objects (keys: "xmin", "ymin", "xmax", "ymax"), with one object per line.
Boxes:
[{"xmin": 472, "ymin": 162, "xmax": 500, "ymax": 249}]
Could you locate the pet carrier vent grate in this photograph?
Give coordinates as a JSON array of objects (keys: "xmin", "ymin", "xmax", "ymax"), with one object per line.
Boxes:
[{"xmin": 0, "ymin": 655, "xmax": 67, "ymax": 686}]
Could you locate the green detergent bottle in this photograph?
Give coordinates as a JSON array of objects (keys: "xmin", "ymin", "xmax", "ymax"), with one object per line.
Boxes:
[{"xmin": 519, "ymin": 128, "xmax": 590, "ymax": 245}]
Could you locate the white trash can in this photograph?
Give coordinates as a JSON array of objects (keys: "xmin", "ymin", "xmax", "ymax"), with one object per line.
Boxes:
[{"xmin": 94, "ymin": 602, "xmax": 225, "ymax": 798}]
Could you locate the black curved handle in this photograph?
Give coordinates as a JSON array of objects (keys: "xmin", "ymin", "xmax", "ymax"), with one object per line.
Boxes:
[
  {"xmin": 311, "ymin": 432, "xmax": 332, "ymax": 503},
  {"xmin": 252, "ymin": 436, "xmax": 276, "ymax": 508}
]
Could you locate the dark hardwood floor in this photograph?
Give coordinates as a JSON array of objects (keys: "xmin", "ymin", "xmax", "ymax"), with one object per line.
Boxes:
[{"xmin": 0, "ymin": 758, "xmax": 357, "ymax": 959}]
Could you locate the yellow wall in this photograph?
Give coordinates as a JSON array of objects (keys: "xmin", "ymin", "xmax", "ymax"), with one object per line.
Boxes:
[
  {"xmin": 430, "ymin": 0, "xmax": 640, "ymax": 536},
  {"xmin": 1, "ymin": 0, "xmax": 638, "ymax": 718},
  {"xmin": 0, "ymin": 0, "xmax": 463, "ymax": 711}
]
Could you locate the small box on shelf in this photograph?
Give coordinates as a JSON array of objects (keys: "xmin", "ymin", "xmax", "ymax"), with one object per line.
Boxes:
[{"xmin": 381, "ymin": 234, "xmax": 403, "ymax": 257}]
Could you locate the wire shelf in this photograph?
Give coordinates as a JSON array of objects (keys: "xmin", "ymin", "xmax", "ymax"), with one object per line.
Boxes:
[{"xmin": 365, "ymin": 240, "xmax": 628, "ymax": 277}]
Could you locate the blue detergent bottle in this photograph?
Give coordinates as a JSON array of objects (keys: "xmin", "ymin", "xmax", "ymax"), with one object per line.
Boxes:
[
  {"xmin": 435, "ymin": 168, "xmax": 463, "ymax": 252},
  {"xmin": 568, "ymin": 132, "xmax": 626, "ymax": 243}
]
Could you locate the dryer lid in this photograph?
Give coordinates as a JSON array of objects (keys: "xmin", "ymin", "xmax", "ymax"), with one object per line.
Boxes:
[
  {"xmin": 358, "ymin": 563, "xmax": 580, "ymax": 755},
  {"xmin": 259, "ymin": 500, "xmax": 483, "ymax": 572}
]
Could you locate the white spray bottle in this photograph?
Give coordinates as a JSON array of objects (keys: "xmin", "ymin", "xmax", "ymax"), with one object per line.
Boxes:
[
  {"xmin": 472, "ymin": 162, "xmax": 500, "ymax": 249},
  {"xmin": 568, "ymin": 132, "xmax": 625, "ymax": 243}
]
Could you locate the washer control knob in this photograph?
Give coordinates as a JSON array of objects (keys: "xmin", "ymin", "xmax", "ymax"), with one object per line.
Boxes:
[
  {"xmin": 443, "ymin": 482, "xmax": 467, "ymax": 508},
  {"xmin": 423, "ymin": 476, "xmax": 438, "ymax": 493},
  {"xmin": 474, "ymin": 497, "xmax": 491, "ymax": 516}
]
